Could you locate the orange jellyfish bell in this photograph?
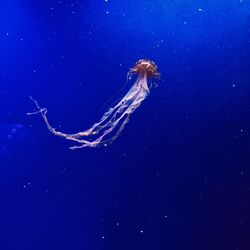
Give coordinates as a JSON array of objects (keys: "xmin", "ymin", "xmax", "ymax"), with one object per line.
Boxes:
[{"xmin": 129, "ymin": 59, "xmax": 160, "ymax": 79}]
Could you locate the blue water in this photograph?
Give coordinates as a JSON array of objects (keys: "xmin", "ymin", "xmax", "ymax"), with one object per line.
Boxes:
[{"xmin": 0, "ymin": 1, "xmax": 250, "ymax": 249}]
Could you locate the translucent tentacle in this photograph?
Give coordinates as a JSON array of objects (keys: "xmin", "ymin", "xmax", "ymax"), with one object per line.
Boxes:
[{"xmin": 28, "ymin": 74, "xmax": 150, "ymax": 149}]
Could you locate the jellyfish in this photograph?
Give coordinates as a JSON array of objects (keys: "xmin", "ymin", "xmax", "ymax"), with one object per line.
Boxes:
[{"xmin": 27, "ymin": 59, "xmax": 160, "ymax": 149}]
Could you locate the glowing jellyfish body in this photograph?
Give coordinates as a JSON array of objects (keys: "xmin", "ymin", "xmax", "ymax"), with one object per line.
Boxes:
[{"xmin": 28, "ymin": 59, "xmax": 160, "ymax": 149}]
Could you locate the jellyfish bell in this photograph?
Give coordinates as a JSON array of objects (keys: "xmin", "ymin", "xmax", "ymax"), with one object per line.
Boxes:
[
  {"xmin": 129, "ymin": 59, "xmax": 160, "ymax": 79},
  {"xmin": 28, "ymin": 59, "xmax": 160, "ymax": 149}
]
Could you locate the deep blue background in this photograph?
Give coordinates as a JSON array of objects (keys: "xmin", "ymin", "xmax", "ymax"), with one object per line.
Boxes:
[{"xmin": 0, "ymin": 1, "xmax": 250, "ymax": 249}]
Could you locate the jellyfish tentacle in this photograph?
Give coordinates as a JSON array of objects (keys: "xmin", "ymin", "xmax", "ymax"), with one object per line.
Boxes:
[{"xmin": 27, "ymin": 83, "xmax": 142, "ymax": 146}]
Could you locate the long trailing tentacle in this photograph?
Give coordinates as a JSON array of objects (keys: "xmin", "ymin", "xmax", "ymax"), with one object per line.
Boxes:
[{"xmin": 28, "ymin": 74, "xmax": 150, "ymax": 149}]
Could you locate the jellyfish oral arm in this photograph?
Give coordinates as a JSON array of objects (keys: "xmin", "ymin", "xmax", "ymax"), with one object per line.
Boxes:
[{"xmin": 27, "ymin": 74, "xmax": 150, "ymax": 149}]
